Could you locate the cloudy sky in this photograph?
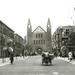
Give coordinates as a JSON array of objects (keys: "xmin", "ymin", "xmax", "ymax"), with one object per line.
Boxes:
[{"xmin": 0, "ymin": 0, "xmax": 75, "ymax": 38}]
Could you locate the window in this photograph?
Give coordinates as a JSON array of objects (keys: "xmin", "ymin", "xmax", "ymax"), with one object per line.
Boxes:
[
  {"xmin": 39, "ymin": 40, "xmax": 40, "ymax": 44},
  {"xmin": 42, "ymin": 40, "xmax": 45, "ymax": 44},
  {"xmin": 41, "ymin": 40, "xmax": 42, "ymax": 44},
  {"xmin": 36, "ymin": 34, "xmax": 37, "ymax": 38},
  {"xmin": 48, "ymin": 25, "xmax": 50, "ymax": 27},
  {"xmin": 36, "ymin": 34, "xmax": 43, "ymax": 38},
  {"xmin": 37, "ymin": 40, "xmax": 39, "ymax": 44},
  {"xmin": 41, "ymin": 34, "xmax": 43, "ymax": 38},
  {"xmin": 36, "ymin": 40, "xmax": 37, "ymax": 44},
  {"xmin": 34, "ymin": 40, "xmax": 35, "ymax": 44},
  {"xmin": 28, "ymin": 25, "xmax": 30, "ymax": 28},
  {"xmin": 66, "ymin": 29, "xmax": 69, "ymax": 35}
]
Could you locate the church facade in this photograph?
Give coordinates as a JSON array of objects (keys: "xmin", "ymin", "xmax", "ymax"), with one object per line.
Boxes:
[{"xmin": 27, "ymin": 18, "xmax": 52, "ymax": 54}]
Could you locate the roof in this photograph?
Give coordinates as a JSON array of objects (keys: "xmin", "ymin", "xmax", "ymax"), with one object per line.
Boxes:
[
  {"xmin": 0, "ymin": 20, "xmax": 14, "ymax": 32},
  {"xmin": 33, "ymin": 26, "xmax": 46, "ymax": 33}
]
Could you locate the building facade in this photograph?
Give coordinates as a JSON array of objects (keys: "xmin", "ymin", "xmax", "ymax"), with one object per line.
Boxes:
[
  {"xmin": 26, "ymin": 18, "xmax": 52, "ymax": 54},
  {"xmin": 67, "ymin": 27, "xmax": 75, "ymax": 53},
  {"xmin": 0, "ymin": 21, "xmax": 14, "ymax": 58},
  {"xmin": 14, "ymin": 34, "xmax": 24, "ymax": 56},
  {"xmin": 52, "ymin": 25, "xmax": 74, "ymax": 56}
]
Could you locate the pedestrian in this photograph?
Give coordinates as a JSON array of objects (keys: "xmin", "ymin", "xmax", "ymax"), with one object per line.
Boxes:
[
  {"xmin": 8, "ymin": 47, "xmax": 14, "ymax": 64},
  {"xmin": 68, "ymin": 51, "xmax": 73, "ymax": 62},
  {"xmin": 49, "ymin": 52, "xmax": 52, "ymax": 65},
  {"xmin": 10, "ymin": 53, "xmax": 14, "ymax": 64}
]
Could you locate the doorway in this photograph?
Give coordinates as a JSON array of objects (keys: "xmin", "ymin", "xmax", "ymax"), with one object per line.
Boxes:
[{"xmin": 37, "ymin": 48, "xmax": 42, "ymax": 54}]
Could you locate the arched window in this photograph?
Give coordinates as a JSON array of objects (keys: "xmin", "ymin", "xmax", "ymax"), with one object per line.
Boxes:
[
  {"xmin": 48, "ymin": 25, "xmax": 50, "ymax": 27},
  {"xmin": 28, "ymin": 25, "xmax": 30, "ymax": 28}
]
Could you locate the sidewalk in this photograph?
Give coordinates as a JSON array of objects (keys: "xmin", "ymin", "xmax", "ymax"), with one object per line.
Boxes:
[
  {"xmin": 0, "ymin": 56, "xmax": 28, "ymax": 67},
  {"xmin": 57, "ymin": 57, "xmax": 75, "ymax": 65}
]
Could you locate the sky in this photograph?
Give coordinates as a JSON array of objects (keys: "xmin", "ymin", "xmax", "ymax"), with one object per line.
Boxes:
[{"xmin": 0, "ymin": 0, "xmax": 75, "ymax": 38}]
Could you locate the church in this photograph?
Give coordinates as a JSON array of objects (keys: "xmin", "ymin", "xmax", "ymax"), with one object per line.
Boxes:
[{"xmin": 27, "ymin": 18, "xmax": 52, "ymax": 54}]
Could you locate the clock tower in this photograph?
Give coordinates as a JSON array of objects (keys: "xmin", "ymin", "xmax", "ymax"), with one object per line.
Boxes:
[
  {"xmin": 27, "ymin": 19, "xmax": 32, "ymax": 51},
  {"xmin": 47, "ymin": 18, "xmax": 52, "ymax": 52}
]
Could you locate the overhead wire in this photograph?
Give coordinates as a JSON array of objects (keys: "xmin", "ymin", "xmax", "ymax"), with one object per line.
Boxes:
[{"xmin": 64, "ymin": 1, "xmax": 75, "ymax": 25}]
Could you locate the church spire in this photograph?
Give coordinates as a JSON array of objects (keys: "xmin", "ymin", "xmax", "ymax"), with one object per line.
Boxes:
[
  {"xmin": 47, "ymin": 18, "xmax": 51, "ymax": 26},
  {"xmin": 47, "ymin": 18, "xmax": 52, "ymax": 52},
  {"xmin": 28, "ymin": 18, "xmax": 31, "ymax": 25}
]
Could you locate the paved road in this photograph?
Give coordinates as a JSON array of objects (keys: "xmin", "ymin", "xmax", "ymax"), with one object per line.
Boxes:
[{"xmin": 0, "ymin": 55, "xmax": 75, "ymax": 75}]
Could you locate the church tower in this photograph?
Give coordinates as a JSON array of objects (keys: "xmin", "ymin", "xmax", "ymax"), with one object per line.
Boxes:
[
  {"xmin": 27, "ymin": 19, "xmax": 32, "ymax": 51},
  {"xmin": 47, "ymin": 18, "xmax": 52, "ymax": 52}
]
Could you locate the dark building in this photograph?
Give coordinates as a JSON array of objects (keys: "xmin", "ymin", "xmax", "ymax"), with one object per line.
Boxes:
[
  {"xmin": 52, "ymin": 25, "xmax": 74, "ymax": 56},
  {"xmin": 0, "ymin": 21, "xmax": 14, "ymax": 58},
  {"xmin": 14, "ymin": 34, "xmax": 24, "ymax": 56},
  {"xmin": 67, "ymin": 27, "xmax": 75, "ymax": 53},
  {"xmin": 26, "ymin": 18, "xmax": 52, "ymax": 54}
]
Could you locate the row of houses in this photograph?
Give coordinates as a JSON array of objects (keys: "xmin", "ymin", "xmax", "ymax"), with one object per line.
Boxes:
[
  {"xmin": 52, "ymin": 25, "xmax": 75, "ymax": 56},
  {"xmin": 0, "ymin": 21, "xmax": 25, "ymax": 58}
]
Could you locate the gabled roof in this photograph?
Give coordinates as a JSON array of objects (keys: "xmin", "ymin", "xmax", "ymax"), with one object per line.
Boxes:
[{"xmin": 33, "ymin": 26, "xmax": 46, "ymax": 33}]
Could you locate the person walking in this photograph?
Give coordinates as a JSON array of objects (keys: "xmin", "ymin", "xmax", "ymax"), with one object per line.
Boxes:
[
  {"xmin": 10, "ymin": 53, "xmax": 14, "ymax": 64},
  {"xmin": 68, "ymin": 51, "xmax": 73, "ymax": 62},
  {"xmin": 8, "ymin": 47, "xmax": 14, "ymax": 64}
]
